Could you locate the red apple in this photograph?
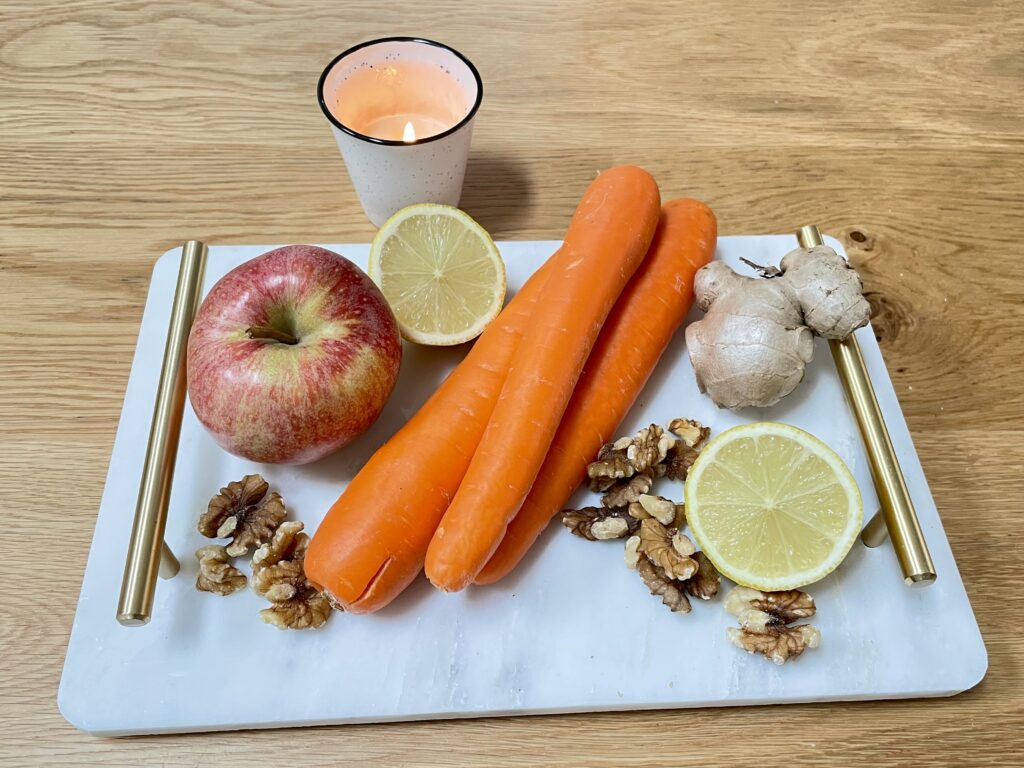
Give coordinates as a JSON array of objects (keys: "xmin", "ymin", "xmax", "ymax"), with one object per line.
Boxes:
[{"xmin": 186, "ymin": 245, "xmax": 402, "ymax": 464}]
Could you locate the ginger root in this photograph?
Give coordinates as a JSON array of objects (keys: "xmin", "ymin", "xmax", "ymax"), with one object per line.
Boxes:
[{"xmin": 685, "ymin": 245, "xmax": 870, "ymax": 409}]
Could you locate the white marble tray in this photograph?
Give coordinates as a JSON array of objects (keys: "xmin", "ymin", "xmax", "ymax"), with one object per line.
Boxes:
[{"xmin": 59, "ymin": 237, "xmax": 987, "ymax": 736}]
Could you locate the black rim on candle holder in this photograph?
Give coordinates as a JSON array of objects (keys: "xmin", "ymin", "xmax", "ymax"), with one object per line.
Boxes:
[{"xmin": 317, "ymin": 37, "xmax": 484, "ymax": 146}]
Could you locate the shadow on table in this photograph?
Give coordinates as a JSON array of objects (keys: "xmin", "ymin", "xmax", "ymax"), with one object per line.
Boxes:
[{"xmin": 459, "ymin": 152, "xmax": 534, "ymax": 236}]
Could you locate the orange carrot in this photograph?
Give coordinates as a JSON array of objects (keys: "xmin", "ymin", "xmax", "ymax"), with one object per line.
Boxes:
[
  {"xmin": 476, "ymin": 199, "xmax": 718, "ymax": 585},
  {"xmin": 425, "ymin": 166, "xmax": 661, "ymax": 591},
  {"xmin": 305, "ymin": 252, "xmax": 561, "ymax": 613}
]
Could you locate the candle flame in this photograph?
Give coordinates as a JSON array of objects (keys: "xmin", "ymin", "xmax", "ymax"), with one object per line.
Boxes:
[{"xmin": 402, "ymin": 121, "xmax": 416, "ymax": 143}]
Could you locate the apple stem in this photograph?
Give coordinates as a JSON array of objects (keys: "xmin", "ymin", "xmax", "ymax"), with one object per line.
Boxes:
[{"xmin": 246, "ymin": 325, "xmax": 299, "ymax": 345}]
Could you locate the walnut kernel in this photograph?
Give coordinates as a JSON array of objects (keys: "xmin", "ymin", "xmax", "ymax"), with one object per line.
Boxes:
[
  {"xmin": 637, "ymin": 519, "xmax": 698, "ymax": 581},
  {"xmin": 612, "ymin": 436, "xmax": 633, "ymax": 451},
  {"xmin": 601, "ymin": 472, "xmax": 654, "ymax": 508},
  {"xmin": 668, "ymin": 502, "xmax": 687, "ymax": 530},
  {"xmin": 725, "ymin": 585, "xmax": 816, "ymax": 629},
  {"xmin": 252, "ymin": 521, "xmax": 333, "ymax": 630},
  {"xmin": 667, "ymin": 418, "xmax": 711, "ymax": 448},
  {"xmin": 728, "ymin": 625, "xmax": 821, "ymax": 665},
  {"xmin": 592, "ymin": 517, "xmax": 631, "ymax": 539},
  {"xmin": 586, "ymin": 443, "xmax": 634, "ymax": 492},
  {"xmin": 637, "ymin": 493, "xmax": 676, "ymax": 525},
  {"xmin": 624, "ymin": 535, "xmax": 642, "ymax": 569},
  {"xmin": 684, "ymin": 552, "xmax": 721, "ymax": 600},
  {"xmin": 561, "ymin": 507, "xmax": 639, "ymax": 541},
  {"xmin": 637, "ymin": 556, "xmax": 691, "ymax": 613},
  {"xmin": 672, "ymin": 530, "xmax": 696, "ymax": 557},
  {"xmin": 663, "ymin": 443, "xmax": 700, "ymax": 482},
  {"xmin": 626, "ymin": 424, "xmax": 676, "ymax": 473},
  {"xmin": 198, "ymin": 474, "xmax": 287, "ymax": 557},
  {"xmin": 195, "ymin": 545, "xmax": 246, "ymax": 596},
  {"xmin": 627, "ymin": 501, "xmax": 651, "ymax": 520},
  {"xmin": 724, "ymin": 586, "xmax": 819, "ymax": 664}
]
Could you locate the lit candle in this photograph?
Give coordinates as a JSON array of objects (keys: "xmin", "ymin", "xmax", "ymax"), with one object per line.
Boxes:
[
  {"xmin": 402, "ymin": 121, "xmax": 417, "ymax": 143},
  {"xmin": 317, "ymin": 38, "xmax": 483, "ymax": 226}
]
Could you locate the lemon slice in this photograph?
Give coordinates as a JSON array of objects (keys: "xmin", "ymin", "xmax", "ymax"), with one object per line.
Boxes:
[
  {"xmin": 685, "ymin": 422, "xmax": 863, "ymax": 591},
  {"xmin": 369, "ymin": 204, "xmax": 506, "ymax": 346}
]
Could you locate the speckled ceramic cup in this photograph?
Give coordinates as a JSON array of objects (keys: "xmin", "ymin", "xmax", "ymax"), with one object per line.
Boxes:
[{"xmin": 317, "ymin": 38, "xmax": 483, "ymax": 227}]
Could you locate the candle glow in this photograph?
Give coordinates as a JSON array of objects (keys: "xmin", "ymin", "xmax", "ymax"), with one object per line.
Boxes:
[{"xmin": 331, "ymin": 59, "xmax": 470, "ymax": 142}]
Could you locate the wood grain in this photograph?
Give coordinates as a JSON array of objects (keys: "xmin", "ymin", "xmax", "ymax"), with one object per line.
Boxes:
[{"xmin": 1, "ymin": 0, "xmax": 1022, "ymax": 765}]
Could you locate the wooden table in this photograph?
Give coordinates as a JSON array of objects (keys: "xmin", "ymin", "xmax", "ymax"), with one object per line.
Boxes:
[{"xmin": 2, "ymin": 0, "xmax": 1022, "ymax": 765}]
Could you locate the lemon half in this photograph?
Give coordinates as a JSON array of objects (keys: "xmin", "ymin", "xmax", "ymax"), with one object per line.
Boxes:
[
  {"xmin": 369, "ymin": 204, "xmax": 506, "ymax": 346},
  {"xmin": 685, "ymin": 422, "xmax": 863, "ymax": 591}
]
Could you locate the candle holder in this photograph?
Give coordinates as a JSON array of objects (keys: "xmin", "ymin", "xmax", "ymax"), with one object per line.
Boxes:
[{"xmin": 317, "ymin": 37, "xmax": 483, "ymax": 227}]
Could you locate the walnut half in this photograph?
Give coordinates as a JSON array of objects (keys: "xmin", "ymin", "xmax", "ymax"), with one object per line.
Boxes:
[
  {"xmin": 728, "ymin": 625, "xmax": 821, "ymax": 666},
  {"xmin": 637, "ymin": 556, "xmax": 691, "ymax": 614},
  {"xmin": 252, "ymin": 521, "xmax": 334, "ymax": 630},
  {"xmin": 198, "ymin": 474, "xmax": 287, "ymax": 557},
  {"xmin": 195, "ymin": 545, "xmax": 246, "ymax": 596},
  {"xmin": 725, "ymin": 585, "xmax": 816, "ymax": 630}
]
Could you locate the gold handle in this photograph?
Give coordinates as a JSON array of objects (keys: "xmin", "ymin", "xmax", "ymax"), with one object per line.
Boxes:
[
  {"xmin": 796, "ymin": 226, "xmax": 935, "ymax": 586},
  {"xmin": 117, "ymin": 241, "xmax": 209, "ymax": 625}
]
